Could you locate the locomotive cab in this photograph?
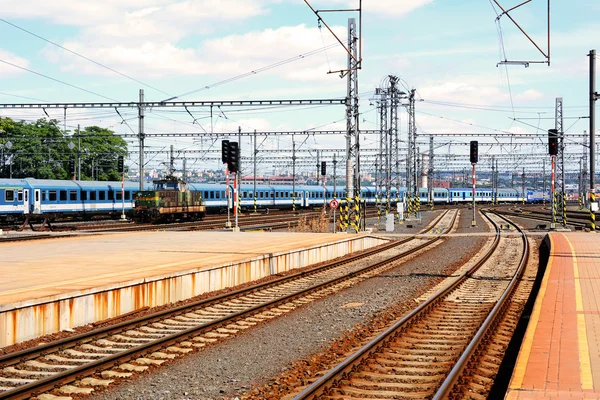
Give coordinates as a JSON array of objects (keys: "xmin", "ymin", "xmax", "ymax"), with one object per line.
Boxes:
[{"xmin": 134, "ymin": 176, "xmax": 205, "ymax": 223}]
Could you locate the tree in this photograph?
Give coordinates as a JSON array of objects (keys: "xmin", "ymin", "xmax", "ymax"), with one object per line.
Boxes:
[{"xmin": 0, "ymin": 117, "xmax": 128, "ymax": 180}]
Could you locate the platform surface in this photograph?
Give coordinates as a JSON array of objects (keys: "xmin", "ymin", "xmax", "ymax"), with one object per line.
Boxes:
[
  {"xmin": 507, "ymin": 232, "xmax": 600, "ymax": 399},
  {"xmin": 0, "ymin": 231, "xmax": 347, "ymax": 309}
]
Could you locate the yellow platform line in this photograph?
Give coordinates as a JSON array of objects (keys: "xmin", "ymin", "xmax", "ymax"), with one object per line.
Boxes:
[
  {"xmin": 509, "ymin": 234, "xmax": 555, "ymax": 389},
  {"xmin": 565, "ymin": 235, "xmax": 593, "ymax": 390}
]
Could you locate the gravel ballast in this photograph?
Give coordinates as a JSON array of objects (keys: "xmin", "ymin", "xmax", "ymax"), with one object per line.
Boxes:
[{"xmin": 89, "ymin": 209, "xmax": 494, "ymax": 400}]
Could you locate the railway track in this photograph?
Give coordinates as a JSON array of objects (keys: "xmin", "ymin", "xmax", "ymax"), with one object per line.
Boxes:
[
  {"xmin": 496, "ymin": 207, "xmax": 588, "ymax": 229},
  {"xmin": 0, "ymin": 210, "xmax": 457, "ymax": 399},
  {"xmin": 290, "ymin": 210, "xmax": 529, "ymax": 400}
]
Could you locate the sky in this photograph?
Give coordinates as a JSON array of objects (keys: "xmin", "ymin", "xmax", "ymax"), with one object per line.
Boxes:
[{"xmin": 0, "ymin": 0, "xmax": 598, "ymax": 178}]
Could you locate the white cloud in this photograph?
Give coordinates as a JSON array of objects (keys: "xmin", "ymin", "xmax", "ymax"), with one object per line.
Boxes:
[
  {"xmin": 0, "ymin": 0, "xmax": 272, "ymax": 27},
  {"xmin": 43, "ymin": 23, "xmax": 349, "ymax": 82},
  {"xmin": 0, "ymin": 49, "xmax": 30, "ymax": 77}
]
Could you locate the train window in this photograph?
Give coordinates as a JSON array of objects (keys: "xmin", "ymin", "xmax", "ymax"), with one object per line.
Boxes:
[
  {"xmin": 42, "ymin": 191, "xmax": 47, "ymax": 201},
  {"xmin": 99, "ymin": 191, "xmax": 106, "ymax": 201},
  {"xmin": 203, "ymin": 191, "xmax": 208, "ymax": 199},
  {"xmin": 285, "ymin": 191, "xmax": 289, "ymax": 198},
  {"xmin": 70, "ymin": 191, "xmax": 77, "ymax": 201},
  {"xmin": 81, "ymin": 191, "xmax": 88, "ymax": 201},
  {"xmin": 90, "ymin": 191, "xmax": 97, "ymax": 201},
  {"xmin": 116, "ymin": 191, "xmax": 122, "ymax": 200},
  {"xmin": 216, "ymin": 191, "xmax": 221, "ymax": 199},
  {"xmin": 125, "ymin": 191, "xmax": 130, "ymax": 201},
  {"xmin": 49, "ymin": 190, "xmax": 57, "ymax": 201},
  {"xmin": 16, "ymin": 190, "xmax": 22, "ymax": 201},
  {"xmin": 5, "ymin": 190, "xmax": 14, "ymax": 201},
  {"xmin": 276, "ymin": 192, "xmax": 279, "ymax": 198},
  {"xmin": 60, "ymin": 190, "xmax": 67, "ymax": 201},
  {"xmin": 108, "ymin": 190, "xmax": 114, "ymax": 201}
]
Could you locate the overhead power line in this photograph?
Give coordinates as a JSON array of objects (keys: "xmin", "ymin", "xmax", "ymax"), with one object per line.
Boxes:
[
  {"xmin": 0, "ymin": 18, "xmax": 172, "ymax": 97},
  {"xmin": 164, "ymin": 41, "xmax": 346, "ymax": 102},
  {"xmin": 0, "ymin": 58, "xmax": 119, "ymax": 102}
]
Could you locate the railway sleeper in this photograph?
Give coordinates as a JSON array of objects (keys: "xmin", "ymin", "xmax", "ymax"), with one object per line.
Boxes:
[
  {"xmin": 331, "ymin": 385, "xmax": 432, "ymax": 398},
  {"xmin": 355, "ymin": 363, "xmax": 452, "ymax": 382},
  {"xmin": 345, "ymin": 376, "xmax": 442, "ymax": 390}
]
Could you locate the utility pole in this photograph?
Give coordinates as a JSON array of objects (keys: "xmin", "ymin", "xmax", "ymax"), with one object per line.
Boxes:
[
  {"xmin": 389, "ymin": 76, "xmax": 401, "ymax": 217},
  {"xmin": 428, "ymin": 133, "xmax": 434, "ymax": 209},
  {"xmin": 138, "ymin": 89, "xmax": 145, "ymax": 190},
  {"xmin": 583, "ymin": 131, "xmax": 588, "ymax": 203},
  {"xmin": 522, "ymin": 167, "xmax": 526, "ymax": 205},
  {"xmin": 543, "ymin": 158, "xmax": 547, "ymax": 205},
  {"xmin": 589, "ymin": 49, "xmax": 598, "ymax": 231},
  {"xmin": 77, "ymin": 124, "xmax": 81, "ymax": 180},
  {"xmin": 491, "ymin": 155, "xmax": 495, "ymax": 205},
  {"xmin": 292, "ymin": 138, "xmax": 296, "ymax": 212},
  {"xmin": 169, "ymin": 145, "xmax": 174, "ymax": 175},
  {"xmin": 346, "ymin": 17, "xmax": 360, "ymax": 232},
  {"xmin": 555, "ymin": 97, "xmax": 566, "ymax": 227},
  {"xmin": 254, "ymin": 130, "xmax": 257, "ymax": 214}
]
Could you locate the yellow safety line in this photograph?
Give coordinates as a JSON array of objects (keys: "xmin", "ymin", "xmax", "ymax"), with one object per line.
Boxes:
[
  {"xmin": 509, "ymin": 234, "xmax": 555, "ymax": 389},
  {"xmin": 565, "ymin": 235, "xmax": 593, "ymax": 390}
]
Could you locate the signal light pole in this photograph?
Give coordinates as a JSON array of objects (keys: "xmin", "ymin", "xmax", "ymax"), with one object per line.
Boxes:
[
  {"xmin": 549, "ymin": 129, "xmax": 558, "ymax": 229},
  {"xmin": 470, "ymin": 141, "xmax": 478, "ymax": 227}
]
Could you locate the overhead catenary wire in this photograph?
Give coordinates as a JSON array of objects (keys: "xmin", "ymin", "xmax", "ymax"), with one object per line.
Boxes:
[
  {"xmin": 0, "ymin": 18, "xmax": 172, "ymax": 98},
  {"xmin": 0, "ymin": 58, "xmax": 119, "ymax": 102},
  {"xmin": 163, "ymin": 41, "xmax": 345, "ymax": 102}
]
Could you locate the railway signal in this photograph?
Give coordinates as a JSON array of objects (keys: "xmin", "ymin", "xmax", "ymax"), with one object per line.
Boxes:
[
  {"xmin": 470, "ymin": 141, "xmax": 478, "ymax": 227},
  {"xmin": 117, "ymin": 156, "xmax": 124, "ymax": 174},
  {"xmin": 221, "ymin": 140, "xmax": 230, "ymax": 164},
  {"xmin": 228, "ymin": 141, "xmax": 239, "ymax": 173},
  {"xmin": 469, "ymin": 141, "xmax": 478, "ymax": 164},
  {"xmin": 321, "ymin": 161, "xmax": 326, "ymax": 176},
  {"xmin": 548, "ymin": 128, "xmax": 558, "ymax": 156}
]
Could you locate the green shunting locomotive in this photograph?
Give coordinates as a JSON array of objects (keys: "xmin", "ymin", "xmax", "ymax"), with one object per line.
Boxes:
[{"xmin": 134, "ymin": 176, "xmax": 206, "ymax": 223}]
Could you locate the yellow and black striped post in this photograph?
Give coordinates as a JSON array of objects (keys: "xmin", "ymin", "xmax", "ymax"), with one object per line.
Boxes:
[
  {"xmin": 590, "ymin": 192, "xmax": 596, "ymax": 231},
  {"xmin": 292, "ymin": 193, "xmax": 295, "ymax": 213},
  {"xmin": 579, "ymin": 194, "xmax": 583, "ymax": 210},
  {"xmin": 338, "ymin": 198, "xmax": 345, "ymax": 230},
  {"xmin": 376, "ymin": 193, "xmax": 381, "ymax": 221},
  {"xmin": 414, "ymin": 193, "xmax": 420, "ymax": 214},
  {"xmin": 254, "ymin": 194, "xmax": 257, "ymax": 214},
  {"xmin": 353, "ymin": 195, "xmax": 360, "ymax": 233}
]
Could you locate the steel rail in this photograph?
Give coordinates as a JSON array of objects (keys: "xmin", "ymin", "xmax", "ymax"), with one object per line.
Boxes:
[
  {"xmin": 293, "ymin": 210, "xmax": 503, "ymax": 399},
  {"xmin": 0, "ymin": 211, "xmax": 453, "ymax": 399},
  {"xmin": 433, "ymin": 210, "xmax": 529, "ymax": 399}
]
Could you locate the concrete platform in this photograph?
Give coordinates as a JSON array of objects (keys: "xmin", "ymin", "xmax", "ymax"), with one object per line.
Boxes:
[
  {"xmin": 506, "ymin": 232, "xmax": 600, "ymax": 399},
  {"xmin": 0, "ymin": 231, "xmax": 387, "ymax": 347}
]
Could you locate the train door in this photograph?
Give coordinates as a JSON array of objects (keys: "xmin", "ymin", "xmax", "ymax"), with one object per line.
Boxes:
[
  {"xmin": 33, "ymin": 189, "xmax": 41, "ymax": 214},
  {"xmin": 23, "ymin": 189, "xmax": 30, "ymax": 214}
]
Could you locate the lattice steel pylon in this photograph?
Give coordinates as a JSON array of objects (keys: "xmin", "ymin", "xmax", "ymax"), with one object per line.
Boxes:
[
  {"xmin": 345, "ymin": 18, "xmax": 360, "ymax": 232},
  {"xmin": 389, "ymin": 76, "xmax": 401, "ymax": 218},
  {"xmin": 555, "ymin": 97, "xmax": 567, "ymax": 227},
  {"xmin": 583, "ymin": 132, "xmax": 589, "ymax": 203},
  {"xmin": 428, "ymin": 135, "xmax": 434, "ymax": 209},
  {"xmin": 375, "ymin": 88, "xmax": 389, "ymax": 214},
  {"xmin": 407, "ymin": 89, "xmax": 417, "ymax": 214}
]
